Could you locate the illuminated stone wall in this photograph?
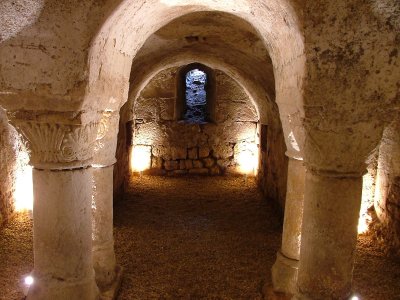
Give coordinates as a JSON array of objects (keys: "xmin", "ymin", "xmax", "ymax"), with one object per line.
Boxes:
[
  {"xmin": 258, "ymin": 114, "xmax": 288, "ymax": 208},
  {"xmin": 372, "ymin": 120, "xmax": 400, "ymax": 255},
  {"xmin": 130, "ymin": 67, "xmax": 259, "ymax": 176},
  {"xmin": 113, "ymin": 109, "xmax": 130, "ymax": 200},
  {"xmin": 0, "ymin": 109, "xmax": 22, "ymax": 223}
]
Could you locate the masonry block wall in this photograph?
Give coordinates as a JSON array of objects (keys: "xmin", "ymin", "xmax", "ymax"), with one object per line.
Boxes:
[{"xmin": 130, "ymin": 67, "xmax": 259, "ymax": 176}]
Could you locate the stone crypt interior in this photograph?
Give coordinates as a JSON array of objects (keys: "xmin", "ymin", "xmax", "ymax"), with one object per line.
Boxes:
[{"xmin": 0, "ymin": 1, "xmax": 399, "ymax": 299}]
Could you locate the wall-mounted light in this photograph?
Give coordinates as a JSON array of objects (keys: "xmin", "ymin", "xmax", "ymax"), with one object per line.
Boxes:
[{"xmin": 20, "ymin": 274, "xmax": 34, "ymax": 296}]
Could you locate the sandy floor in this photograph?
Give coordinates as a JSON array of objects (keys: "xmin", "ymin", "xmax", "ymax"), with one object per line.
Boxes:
[
  {"xmin": 0, "ymin": 176, "xmax": 399, "ymax": 300},
  {"xmin": 115, "ymin": 176, "xmax": 282, "ymax": 300},
  {"xmin": 0, "ymin": 213, "xmax": 33, "ymax": 300}
]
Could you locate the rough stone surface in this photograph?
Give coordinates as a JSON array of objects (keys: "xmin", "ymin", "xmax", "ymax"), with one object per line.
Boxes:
[
  {"xmin": 165, "ymin": 160, "xmax": 179, "ymax": 171},
  {"xmin": 272, "ymin": 158, "xmax": 305, "ymax": 295},
  {"xmin": 151, "ymin": 156, "xmax": 163, "ymax": 170},
  {"xmin": 203, "ymin": 158, "xmax": 214, "ymax": 168},
  {"xmin": 199, "ymin": 146, "xmax": 210, "ymax": 158},
  {"xmin": 92, "ymin": 166, "xmax": 117, "ymax": 290},
  {"xmin": 0, "ymin": 1, "xmax": 398, "ymax": 298},
  {"xmin": 298, "ymin": 172, "xmax": 363, "ymax": 299},
  {"xmin": 188, "ymin": 168, "xmax": 209, "ymax": 175},
  {"xmin": 210, "ymin": 165, "xmax": 221, "ymax": 176},
  {"xmin": 372, "ymin": 119, "xmax": 400, "ymax": 256},
  {"xmin": 188, "ymin": 148, "xmax": 198, "ymax": 160},
  {"xmin": 113, "ymin": 108, "xmax": 130, "ymax": 201},
  {"xmin": 171, "ymin": 147, "xmax": 187, "ymax": 160},
  {"xmin": 130, "ymin": 67, "xmax": 259, "ymax": 176},
  {"xmin": 171, "ymin": 170, "xmax": 187, "ymax": 176},
  {"xmin": 30, "ymin": 168, "xmax": 99, "ymax": 300},
  {"xmin": 184, "ymin": 160, "xmax": 193, "ymax": 170},
  {"xmin": 0, "ymin": 108, "xmax": 27, "ymax": 224},
  {"xmin": 192, "ymin": 160, "xmax": 204, "ymax": 169},
  {"xmin": 258, "ymin": 116, "xmax": 289, "ymax": 208}
]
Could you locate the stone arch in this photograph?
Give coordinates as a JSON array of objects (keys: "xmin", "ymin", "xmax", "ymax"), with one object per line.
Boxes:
[
  {"xmin": 116, "ymin": 45, "xmax": 289, "ymax": 203},
  {"xmin": 85, "ymin": 0, "xmax": 305, "ymax": 160},
  {"xmin": 127, "ymin": 54, "xmax": 265, "ymax": 123}
]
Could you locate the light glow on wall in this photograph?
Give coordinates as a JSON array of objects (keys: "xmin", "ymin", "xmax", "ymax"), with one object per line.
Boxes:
[
  {"xmin": 160, "ymin": 0, "xmax": 244, "ymax": 8},
  {"xmin": 358, "ymin": 173, "xmax": 374, "ymax": 234},
  {"xmin": 235, "ymin": 143, "xmax": 258, "ymax": 175},
  {"xmin": 288, "ymin": 131, "xmax": 300, "ymax": 152},
  {"xmin": 24, "ymin": 275, "xmax": 33, "ymax": 285},
  {"xmin": 20, "ymin": 274, "xmax": 34, "ymax": 296},
  {"xmin": 130, "ymin": 145, "xmax": 152, "ymax": 172},
  {"xmin": 14, "ymin": 150, "xmax": 33, "ymax": 212}
]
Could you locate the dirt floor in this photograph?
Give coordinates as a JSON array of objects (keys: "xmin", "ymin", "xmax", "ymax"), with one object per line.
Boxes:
[
  {"xmin": 0, "ymin": 176, "xmax": 400, "ymax": 299},
  {"xmin": 115, "ymin": 176, "xmax": 282, "ymax": 300}
]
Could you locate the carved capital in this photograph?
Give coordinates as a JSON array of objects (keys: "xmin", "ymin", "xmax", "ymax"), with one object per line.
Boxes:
[
  {"xmin": 93, "ymin": 110, "xmax": 120, "ymax": 167},
  {"xmin": 8, "ymin": 110, "xmax": 100, "ymax": 169}
]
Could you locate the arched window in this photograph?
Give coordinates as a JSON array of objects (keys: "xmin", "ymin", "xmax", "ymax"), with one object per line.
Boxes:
[
  {"xmin": 175, "ymin": 63, "xmax": 216, "ymax": 123},
  {"xmin": 184, "ymin": 69, "xmax": 207, "ymax": 123}
]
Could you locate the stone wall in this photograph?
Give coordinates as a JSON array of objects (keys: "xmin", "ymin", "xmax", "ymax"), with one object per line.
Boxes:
[
  {"xmin": 258, "ymin": 110, "xmax": 288, "ymax": 209},
  {"xmin": 0, "ymin": 109, "xmax": 21, "ymax": 224},
  {"xmin": 114, "ymin": 65, "xmax": 289, "ymax": 210},
  {"xmin": 130, "ymin": 67, "xmax": 259, "ymax": 176},
  {"xmin": 372, "ymin": 120, "xmax": 400, "ymax": 255},
  {"xmin": 113, "ymin": 106, "xmax": 130, "ymax": 201}
]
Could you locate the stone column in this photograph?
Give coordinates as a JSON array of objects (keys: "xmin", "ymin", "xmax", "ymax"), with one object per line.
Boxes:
[
  {"xmin": 8, "ymin": 111, "xmax": 100, "ymax": 300},
  {"xmin": 272, "ymin": 157, "xmax": 305, "ymax": 294},
  {"xmin": 296, "ymin": 168, "xmax": 363, "ymax": 299},
  {"xmin": 92, "ymin": 111, "xmax": 121, "ymax": 291}
]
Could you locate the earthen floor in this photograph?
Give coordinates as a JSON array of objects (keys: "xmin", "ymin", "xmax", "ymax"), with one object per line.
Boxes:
[{"xmin": 0, "ymin": 176, "xmax": 399, "ymax": 299}]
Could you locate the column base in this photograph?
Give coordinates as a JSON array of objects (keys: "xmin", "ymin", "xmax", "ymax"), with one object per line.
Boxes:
[
  {"xmin": 27, "ymin": 271, "xmax": 99, "ymax": 300},
  {"xmin": 262, "ymin": 284, "xmax": 293, "ymax": 300},
  {"xmin": 271, "ymin": 251, "xmax": 299, "ymax": 295},
  {"xmin": 100, "ymin": 265, "xmax": 123, "ymax": 300},
  {"xmin": 93, "ymin": 244, "xmax": 118, "ymax": 289}
]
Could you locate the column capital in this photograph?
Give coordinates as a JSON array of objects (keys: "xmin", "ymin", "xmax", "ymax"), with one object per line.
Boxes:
[
  {"xmin": 304, "ymin": 164, "xmax": 366, "ymax": 178},
  {"xmin": 92, "ymin": 110, "xmax": 120, "ymax": 168},
  {"xmin": 7, "ymin": 110, "xmax": 100, "ymax": 170}
]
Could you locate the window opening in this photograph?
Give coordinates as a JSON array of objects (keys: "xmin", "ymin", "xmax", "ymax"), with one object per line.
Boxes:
[{"xmin": 184, "ymin": 69, "xmax": 207, "ymax": 123}]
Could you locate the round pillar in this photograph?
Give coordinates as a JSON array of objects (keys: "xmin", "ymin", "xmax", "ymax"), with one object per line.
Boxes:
[
  {"xmin": 30, "ymin": 168, "xmax": 98, "ymax": 299},
  {"xmin": 8, "ymin": 111, "xmax": 100, "ymax": 300},
  {"xmin": 92, "ymin": 165, "xmax": 118, "ymax": 289},
  {"xmin": 272, "ymin": 157, "xmax": 305, "ymax": 294},
  {"xmin": 91, "ymin": 110, "xmax": 121, "ymax": 291},
  {"xmin": 296, "ymin": 169, "xmax": 363, "ymax": 299}
]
